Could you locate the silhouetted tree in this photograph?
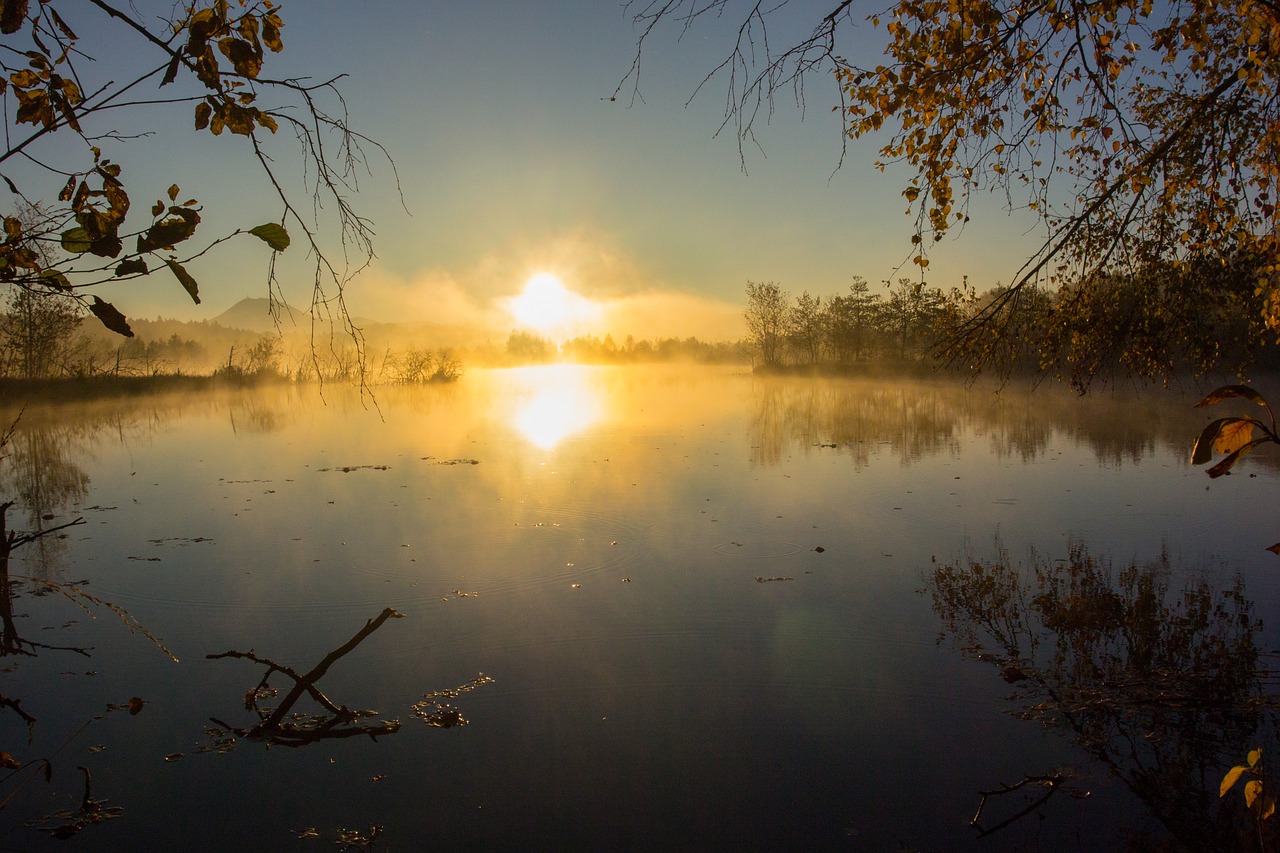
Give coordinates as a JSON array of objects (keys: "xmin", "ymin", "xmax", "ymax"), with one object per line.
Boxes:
[{"xmin": 744, "ymin": 280, "xmax": 788, "ymax": 367}]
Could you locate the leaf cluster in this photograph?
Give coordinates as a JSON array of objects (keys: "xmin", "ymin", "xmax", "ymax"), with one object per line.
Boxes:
[
  {"xmin": 0, "ymin": 1, "xmax": 385, "ymax": 346},
  {"xmin": 1221, "ymin": 748, "xmax": 1277, "ymax": 821},
  {"xmin": 838, "ymin": 0, "xmax": 1280, "ymax": 299}
]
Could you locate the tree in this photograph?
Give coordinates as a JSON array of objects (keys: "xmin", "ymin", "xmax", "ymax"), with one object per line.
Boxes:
[
  {"xmin": 786, "ymin": 289, "xmax": 823, "ymax": 364},
  {"xmin": 0, "ymin": 284, "xmax": 81, "ymax": 378},
  {"xmin": 823, "ymin": 275, "xmax": 879, "ymax": 363},
  {"xmin": 506, "ymin": 330, "xmax": 553, "ymax": 363},
  {"xmin": 881, "ymin": 278, "xmax": 947, "ymax": 361},
  {"xmin": 0, "ymin": 2, "xmax": 389, "ymax": 354},
  {"xmin": 622, "ymin": 0, "xmax": 1280, "ymax": 385},
  {"xmin": 743, "ymin": 280, "xmax": 788, "ymax": 366}
]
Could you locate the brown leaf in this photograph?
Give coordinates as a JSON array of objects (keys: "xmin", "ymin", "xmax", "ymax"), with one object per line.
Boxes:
[
  {"xmin": 165, "ymin": 258, "xmax": 200, "ymax": 304},
  {"xmin": 1195, "ymin": 385, "xmax": 1269, "ymax": 408},
  {"xmin": 89, "ymin": 296, "xmax": 134, "ymax": 338},
  {"xmin": 1267, "ymin": 543, "xmax": 1280, "ymax": 556},
  {"xmin": 0, "ymin": 0, "xmax": 27, "ymax": 36},
  {"xmin": 127, "ymin": 697, "xmax": 145, "ymax": 715},
  {"xmin": 1206, "ymin": 441, "xmax": 1261, "ymax": 478},
  {"xmin": 161, "ymin": 52, "xmax": 181, "ymax": 87}
]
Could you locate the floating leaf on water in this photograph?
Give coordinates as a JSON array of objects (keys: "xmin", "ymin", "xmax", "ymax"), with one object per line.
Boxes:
[
  {"xmin": 294, "ymin": 827, "xmax": 319, "ymax": 839},
  {"xmin": 163, "ymin": 752, "xmax": 183, "ymax": 762},
  {"xmin": 128, "ymin": 697, "xmax": 145, "ymax": 715},
  {"xmin": 0, "ymin": 751, "xmax": 20, "ymax": 769}
]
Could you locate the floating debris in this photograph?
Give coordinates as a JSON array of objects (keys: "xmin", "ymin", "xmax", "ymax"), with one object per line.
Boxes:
[
  {"xmin": 438, "ymin": 458, "xmax": 480, "ymax": 466},
  {"xmin": 318, "ymin": 465, "xmax": 390, "ymax": 473},
  {"xmin": 754, "ymin": 576, "xmax": 794, "ymax": 584},
  {"xmin": 194, "ymin": 726, "xmax": 238, "ymax": 755},
  {"xmin": 413, "ymin": 674, "xmax": 493, "ymax": 729}
]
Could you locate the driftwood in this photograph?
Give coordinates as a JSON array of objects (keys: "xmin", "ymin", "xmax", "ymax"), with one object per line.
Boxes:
[
  {"xmin": 969, "ymin": 772, "xmax": 1067, "ymax": 837},
  {"xmin": 207, "ymin": 608, "xmax": 405, "ymax": 746}
]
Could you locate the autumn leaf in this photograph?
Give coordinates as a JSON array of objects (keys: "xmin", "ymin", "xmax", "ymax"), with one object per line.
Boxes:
[
  {"xmin": 1196, "ymin": 385, "xmax": 1269, "ymax": 408},
  {"xmin": 165, "ymin": 258, "xmax": 200, "ymax": 304},
  {"xmin": 38, "ymin": 269, "xmax": 71, "ymax": 290},
  {"xmin": 89, "ymin": 296, "xmax": 134, "ymax": 338},
  {"xmin": 1213, "ymin": 419, "xmax": 1255, "ymax": 455},
  {"xmin": 248, "ymin": 223, "xmax": 289, "ymax": 252},
  {"xmin": 1222, "ymin": 764, "xmax": 1248, "ymax": 797},
  {"xmin": 1192, "ymin": 418, "xmax": 1234, "ymax": 464},
  {"xmin": 114, "ymin": 258, "xmax": 147, "ymax": 277},
  {"xmin": 1206, "ymin": 441, "xmax": 1262, "ymax": 478},
  {"xmin": 0, "ymin": 0, "xmax": 27, "ymax": 35},
  {"xmin": 138, "ymin": 207, "xmax": 199, "ymax": 253},
  {"xmin": 60, "ymin": 227, "xmax": 90, "ymax": 253}
]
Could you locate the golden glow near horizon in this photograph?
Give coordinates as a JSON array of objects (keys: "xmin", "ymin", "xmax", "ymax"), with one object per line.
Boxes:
[
  {"xmin": 508, "ymin": 273, "xmax": 601, "ymax": 336},
  {"xmin": 510, "ymin": 365, "xmax": 603, "ymax": 449}
]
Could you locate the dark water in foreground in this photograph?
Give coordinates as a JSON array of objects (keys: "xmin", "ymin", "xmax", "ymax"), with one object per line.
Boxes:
[{"xmin": 1, "ymin": 365, "xmax": 1278, "ymax": 851}]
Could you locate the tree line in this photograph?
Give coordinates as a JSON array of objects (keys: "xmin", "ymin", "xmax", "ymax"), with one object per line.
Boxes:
[
  {"xmin": 744, "ymin": 256, "xmax": 1279, "ymax": 383},
  {"xmin": 743, "ymin": 277, "xmax": 962, "ymax": 369}
]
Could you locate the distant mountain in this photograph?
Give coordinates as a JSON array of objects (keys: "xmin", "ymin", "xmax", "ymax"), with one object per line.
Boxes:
[
  {"xmin": 211, "ymin": 297, "xmax": 492, "ymax": 347},
  {"xmin": 212, "ymin": 297, "xmax": 306, "ymax": 333}
]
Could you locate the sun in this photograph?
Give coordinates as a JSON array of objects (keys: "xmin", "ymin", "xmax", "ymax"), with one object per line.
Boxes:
[{"xmin": 508, "ymin": 273, "xmax": 599, "ymax": 334}]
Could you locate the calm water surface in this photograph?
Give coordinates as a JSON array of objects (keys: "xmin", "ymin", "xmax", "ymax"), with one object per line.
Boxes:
[{"xmin": 1, "ymin": 365, "xmax": 1278, "ymax": 851}]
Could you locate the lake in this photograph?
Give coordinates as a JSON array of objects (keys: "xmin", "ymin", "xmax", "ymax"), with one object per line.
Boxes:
[{"xmin": 1, "ymin": 364, "xmax": 1278, "ymax": 851}]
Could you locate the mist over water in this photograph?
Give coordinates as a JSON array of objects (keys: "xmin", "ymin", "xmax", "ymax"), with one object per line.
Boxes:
[{"xmin": 0, "ymin": 365, "xmax": 1276, "ymax": 851}]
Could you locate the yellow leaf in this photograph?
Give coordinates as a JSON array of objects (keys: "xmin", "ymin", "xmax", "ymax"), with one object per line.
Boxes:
[
  {"xmin": 1250, "ymin": 748, "xmax": 1263, "ymax": 768},
  {"xmin": 1247, "ymin": 779, "xmax": 1263, "ymax": 808},
  {"xmin": 1214, "ymin": 419, "xmax": 1255, "ymax": 455},
  {"xmin": 1222, "ymin": 765, "xmax": 1247, "ymax": 796}
]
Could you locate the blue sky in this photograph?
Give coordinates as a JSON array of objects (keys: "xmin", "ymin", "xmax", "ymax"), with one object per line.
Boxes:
[{"xmin": 50, "ymin": 1, "xmax": 1044, "ymax": 339}]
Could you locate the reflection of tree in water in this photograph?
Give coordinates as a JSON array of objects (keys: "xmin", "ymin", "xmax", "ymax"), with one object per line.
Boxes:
[
  {"xmin": 0, "ymin": 428, "xmax": 89, "ymax": 579},
  {"xmin": 227, "ymin": 388, "xmax": 298, "ymax": 434},
  {"xmin": 928, "ymin": 543, "xmax": 1276, "ymax": 850},
  {"xmin": 746, "ymin": 375, "xmax": 1231, "ymax": 470},
  {"xmin": 749, "ymin": 378, "xmax": 960, "ymax": 468}
]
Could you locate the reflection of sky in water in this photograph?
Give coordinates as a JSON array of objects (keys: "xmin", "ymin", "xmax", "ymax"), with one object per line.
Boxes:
[{"xmin": 1, "ymin": 368, "xmax": 1278, "ymax": 851}]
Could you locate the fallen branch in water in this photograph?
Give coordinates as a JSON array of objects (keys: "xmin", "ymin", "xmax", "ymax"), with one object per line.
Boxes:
[
  {"xmin": 970, "ymin": 772, "xmax": 1067, "ymax": 837},
  {"xmin": 207, "ymin": 608, "xmax": 406, "ymax": 747}
]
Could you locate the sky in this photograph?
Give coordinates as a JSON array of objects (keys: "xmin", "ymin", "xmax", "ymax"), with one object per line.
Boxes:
[{"xmin": 37, "ymin": 1, "xmax": 1047, "ymax": 342}]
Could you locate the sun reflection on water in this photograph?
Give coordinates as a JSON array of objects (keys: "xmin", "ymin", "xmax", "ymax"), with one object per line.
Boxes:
[{"xmin": 509, "ymin": 365, "xmax": 603, "ymax": 449}]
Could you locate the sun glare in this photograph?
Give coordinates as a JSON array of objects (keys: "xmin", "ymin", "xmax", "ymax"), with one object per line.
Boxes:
[
  {"xmin": 511, "ymin": 365, "xmax": 602, "ymax": 449},
  {"xmin": 508, "ymin": 273, "xmax": 599, "ymax": 334}
]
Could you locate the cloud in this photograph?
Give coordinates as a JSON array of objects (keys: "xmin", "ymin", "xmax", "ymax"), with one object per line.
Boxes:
[
  {"xmin": 344, "ymin": 226, "xmax": 744, "ymax": 341},
  {"xmin": 599, "ymin": 290, "xmax": 743, "ymax": 341}
]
